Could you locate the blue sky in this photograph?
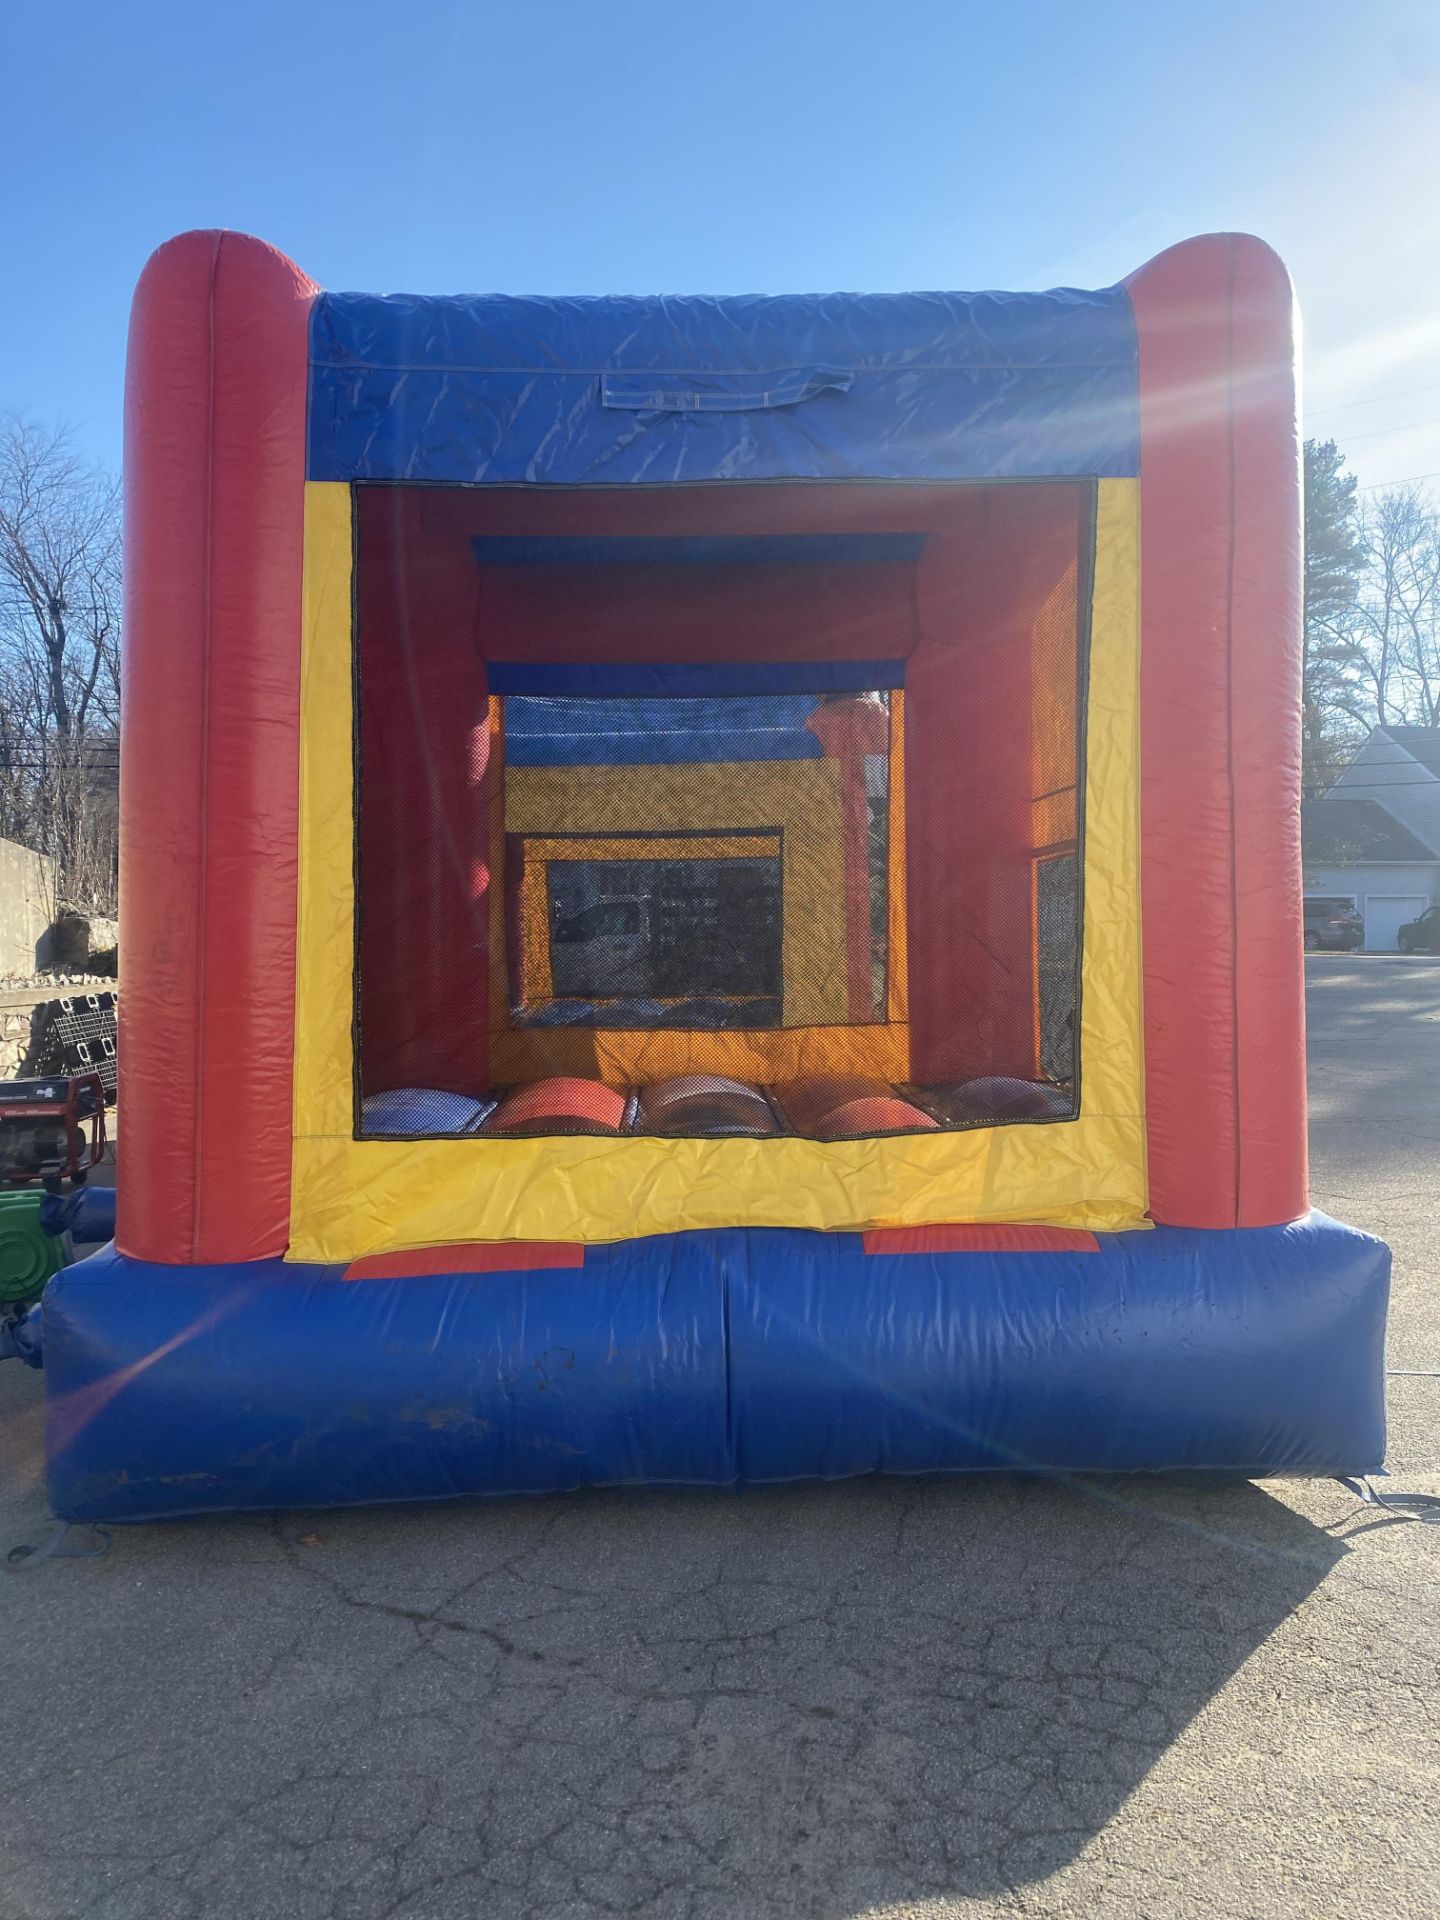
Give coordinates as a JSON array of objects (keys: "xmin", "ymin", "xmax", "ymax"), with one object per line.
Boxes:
[{"xmin": 6, "ymin": 0, "xmax": 1440, "ymax": 493}]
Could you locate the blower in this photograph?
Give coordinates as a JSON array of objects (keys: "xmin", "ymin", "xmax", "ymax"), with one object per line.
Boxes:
[{"xmin": 0, "ymin": 1073, "xmax": 107, "ymax": 1313}]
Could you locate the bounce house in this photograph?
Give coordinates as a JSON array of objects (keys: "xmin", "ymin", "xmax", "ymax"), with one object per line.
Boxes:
[{"xmin": 31, "ymin": 229, "xmax": 1390, "ymax": 1520}]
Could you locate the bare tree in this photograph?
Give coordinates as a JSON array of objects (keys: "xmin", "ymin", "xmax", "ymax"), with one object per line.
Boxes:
[
  {"xmin": 1351, "ymin": 483, "xmax": 1440, "ymax": 731},
  {"xmin": 0, "ymin": 414, "xmax": 121, "ymax": 911}
]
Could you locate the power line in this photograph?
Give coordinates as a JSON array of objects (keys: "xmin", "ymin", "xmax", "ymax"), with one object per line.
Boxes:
[
  {"xmin": 1308, "ymin": 779, "xmax": 1440, "ymax": 792},
  {"xmin": 0, "ymin": 762, "xmax": 119, "ymax": 773},
  {"xmin": 1308, "ymin": 382, "xmax": 1440, "ymax": 421},
  {"xmin": 1306, "ymin": 746, "xmax": 1440, "ymax": 766},
  {"xmin": 1309, "ymin": 775, "xmax": 1440, "ymax": 790},
  {"xmin": 1310, "ymin": 753, "xmax": 1440, "ymax": 769},
  {"xmin": 1339, "ymin": 414, "xmax": 1440, "ymax": 445},
  {"xmin": 1356, "ymin": 471, "xmax": 1440, "ymax": 491}
]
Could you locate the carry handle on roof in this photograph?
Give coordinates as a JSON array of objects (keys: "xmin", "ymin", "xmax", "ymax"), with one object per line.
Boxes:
[{"xmin": 600, "ymin": 366, "xmax": 854, "ymax": 412}]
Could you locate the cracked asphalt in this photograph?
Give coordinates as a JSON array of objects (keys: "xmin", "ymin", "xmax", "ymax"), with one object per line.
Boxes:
[{"xmin": 1, "ymin": 956, "xmax": 1437, "ymax": 1920}]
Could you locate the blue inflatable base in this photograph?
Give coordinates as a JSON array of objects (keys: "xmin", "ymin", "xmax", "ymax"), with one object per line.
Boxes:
[{"xmin": 40, "ymin": 1215, "xmax": 1389, "ymax": 1522}]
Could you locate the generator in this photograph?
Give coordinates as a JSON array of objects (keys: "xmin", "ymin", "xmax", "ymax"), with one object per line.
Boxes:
[{"xmin": 0, "ymin": 1074, "xmax": 106, "ymax": 1187}]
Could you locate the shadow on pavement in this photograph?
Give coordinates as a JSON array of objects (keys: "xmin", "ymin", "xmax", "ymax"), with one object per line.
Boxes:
[{"xmin": 0, "ymin": 1461, "xmax": 1345, "ymax": 1915}]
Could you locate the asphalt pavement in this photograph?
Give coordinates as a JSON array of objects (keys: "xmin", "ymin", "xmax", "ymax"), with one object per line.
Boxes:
[{"xmin": 1, "ymin": 956, "xmax": 1436, "ymax": 1920}]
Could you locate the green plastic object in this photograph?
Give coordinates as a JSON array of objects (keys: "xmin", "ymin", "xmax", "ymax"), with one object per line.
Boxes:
[{"xmin": 0, "ymin": 1190, "xmax": 64, "ymax": 1307}]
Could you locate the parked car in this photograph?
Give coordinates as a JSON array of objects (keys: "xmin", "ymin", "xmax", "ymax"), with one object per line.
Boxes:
[
  {"xmin": 1398, "ymin": 904, "xmax": 1440, "ymax": 953},
  {"xmin": 1303, "ymin": 897, "xmax": 1364, "ymax": 951}
]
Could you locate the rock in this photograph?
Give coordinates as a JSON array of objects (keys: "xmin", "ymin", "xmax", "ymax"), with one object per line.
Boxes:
[{"xmin": 42, "ymin": 913, "xmax": 119, "ymax": 970}]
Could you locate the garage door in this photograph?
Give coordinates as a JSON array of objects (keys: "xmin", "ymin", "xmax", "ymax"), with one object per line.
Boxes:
[{"xmin": 1364, "ymin": 895, "xmax": 1427, "ymax": 952}]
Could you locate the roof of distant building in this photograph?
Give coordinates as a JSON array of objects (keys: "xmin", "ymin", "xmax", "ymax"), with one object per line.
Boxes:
[
  {"xmin": 1380, "ymin": 726, "xmax": 1440, "ymax": 781},
  {"xmin": 1302, "ymin": 794, "xmax": 1439, "ymax": 864}
]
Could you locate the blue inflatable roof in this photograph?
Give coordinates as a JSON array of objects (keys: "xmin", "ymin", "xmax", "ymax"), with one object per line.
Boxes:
[{"xmin": 307, "ymin": 285, "xmax": 1140, "ymax": 486}]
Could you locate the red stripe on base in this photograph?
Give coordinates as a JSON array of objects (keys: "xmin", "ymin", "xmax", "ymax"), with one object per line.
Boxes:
[
  {"xmin": 862, "ymin": 1225, "xmax": 1100, "ymax": 1255},
  {"xmin": 345, "ymin": 1243, "xmax": 586, "ymax": 1280}
]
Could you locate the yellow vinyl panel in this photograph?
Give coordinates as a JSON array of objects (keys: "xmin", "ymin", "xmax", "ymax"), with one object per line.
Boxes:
[
  {"xmin": 526, "ymin": 833, "xmax": 784, "ymax": 863},
  {"xmin": 505, "ymin": 761, "xmax": 849, "ymax": 1028},
  {"xmin": 489, "ymin": 1019, "xmax": 913, "ymax": 1087},
  {"xmin": 290, "ymin": 478, "xmax": 1146, "ymax": 1261}
]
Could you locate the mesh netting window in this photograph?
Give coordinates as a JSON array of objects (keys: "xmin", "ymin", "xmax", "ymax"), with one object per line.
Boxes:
[
  {"xmin": 543, "ymin": 850, "xmax": 783, "ymax": 1019},
  {"xmin": 354, "ymin": 483, "xmax": 1091, "ymax": 1143},
  {"xmin": 1037, "ymin": 852, "xmax": 1079, "ymax": 1084},
  {"xmin": 503, "ymin": 690, "xmax": 890, "ymax": 1039}
]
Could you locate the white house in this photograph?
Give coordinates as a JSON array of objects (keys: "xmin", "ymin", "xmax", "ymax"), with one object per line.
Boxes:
[{"xmin": 1304, "ymin": 727, "xmax": 1440, "ymax": 950}]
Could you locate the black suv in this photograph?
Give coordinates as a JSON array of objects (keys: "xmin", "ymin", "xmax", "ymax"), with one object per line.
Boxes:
[
  {"xmin": 1398, "ymin": 904, "xmax": 1440, "ymax": 953},
  {"xmin": 1303, "ymin": 897, "xmax": 1364, "ymax": 951}
]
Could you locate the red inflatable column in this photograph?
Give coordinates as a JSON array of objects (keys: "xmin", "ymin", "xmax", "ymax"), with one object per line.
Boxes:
[
  {"xmin": 120, "ymin": 231, "xmax": 316, "ymax": 1263},
  {"xmin": 1126, "ymin": 234, "xmax": 1306, "ymax": 1228}
]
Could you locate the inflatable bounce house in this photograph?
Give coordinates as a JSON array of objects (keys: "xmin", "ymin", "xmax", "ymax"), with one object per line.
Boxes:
[{"xmin": 30, "ymin": 230, "xmax": 1391, "ymax": 1520}]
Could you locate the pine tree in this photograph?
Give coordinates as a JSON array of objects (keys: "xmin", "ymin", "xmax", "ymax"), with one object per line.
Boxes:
[{"xmin": 1302, "ymin": 438, "xmax": 1368, "ymax": 795}]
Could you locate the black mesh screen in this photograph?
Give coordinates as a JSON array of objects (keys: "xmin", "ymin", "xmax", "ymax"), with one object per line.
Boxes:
[
  {"xmin": 1037, "ymin": 852, "xmax": 1079, "ymax": 1085},
  {"xmin": 546, "ymin": 854, "xmax": 782, "ymax": 1009},
  {"xmin": 503, "ymin": 688, "xmax": 892, "ymax": 1044},
  {"xmin": 354, "ymin": 484, "xmax": 1091, "ymax": 1144}
]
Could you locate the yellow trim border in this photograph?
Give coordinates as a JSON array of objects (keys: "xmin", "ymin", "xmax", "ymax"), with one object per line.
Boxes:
[
  {"xmin": 290, "ymin": 479, "xmax": 1147, "ymax": 1260},
  {"xmin": 507, "ymin": 760, "xmax": 849, "ymax": 1028}
]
